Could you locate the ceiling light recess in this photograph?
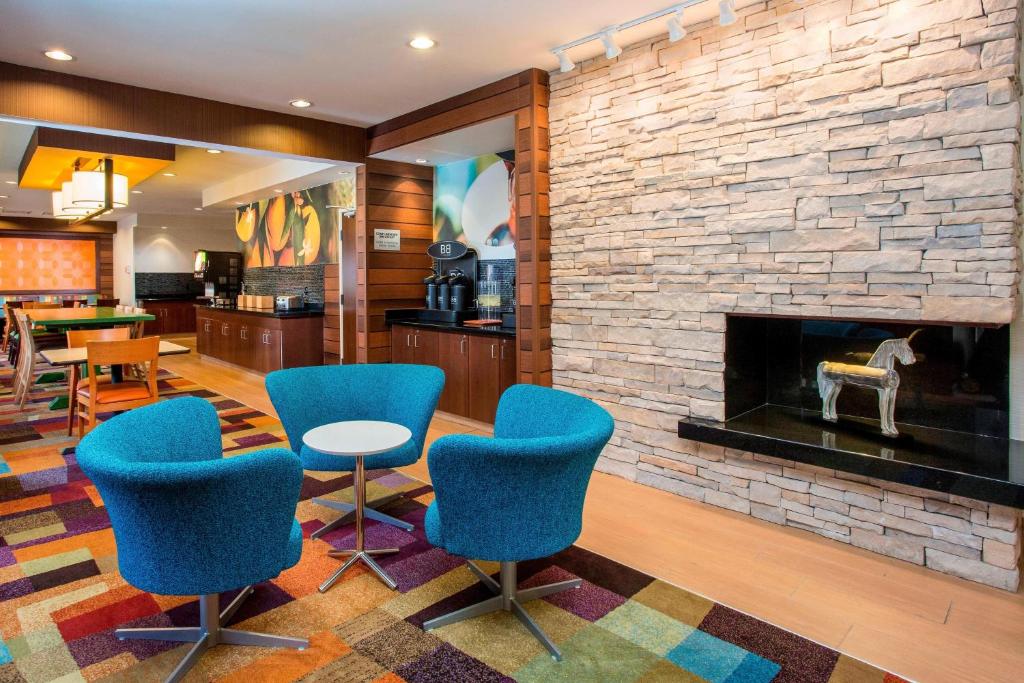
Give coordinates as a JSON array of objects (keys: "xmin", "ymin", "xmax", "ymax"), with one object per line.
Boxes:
[
  {"xmin": 44, "ymin": 49, "xmax": 74, "ymax": 61},
  {"xmin": 289, "ymin": 99, "xmax": 313, "ymax": 108},
  {"xmin": 552, "ymin": 2, "xmax": 719, "ymax": 72},
  {"xmin": 408, "ymin": 36, "xmax": 436, "ymax": 50}
]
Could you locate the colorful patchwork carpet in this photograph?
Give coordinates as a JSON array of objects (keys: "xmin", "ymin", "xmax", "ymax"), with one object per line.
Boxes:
[{"xmin": 0, "ymin": 359, "xmax": 906, "ymax": 682}]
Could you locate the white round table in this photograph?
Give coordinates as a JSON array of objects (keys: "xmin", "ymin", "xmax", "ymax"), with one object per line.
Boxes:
[{"xmin": 303, "ymin": 420, "xmax": 412, "ymax": 592}]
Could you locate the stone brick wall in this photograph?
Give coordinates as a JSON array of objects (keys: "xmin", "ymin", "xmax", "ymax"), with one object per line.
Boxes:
[{"xmin": 548, "ymin": 0, "xmax": 1023, "ymax": 588}]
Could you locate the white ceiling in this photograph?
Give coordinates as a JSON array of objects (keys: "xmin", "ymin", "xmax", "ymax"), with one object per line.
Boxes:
[
  {"xmin": 0, "ymin": 119, "xmax": 351, "ymax": 220},
  {"xmin": 372, "ymin": 117, "xmax": 516, "ymax": 166},
  {"xmin": 0, "ymin": 0, "xmax": 732, "ymax": 126}
]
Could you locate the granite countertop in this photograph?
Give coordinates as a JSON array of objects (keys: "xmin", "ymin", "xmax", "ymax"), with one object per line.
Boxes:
[
  {"xmin": 194, "ymin": 303, "xmax": 325, "ymax": 319},
  {"xmin": 387, "ymin": 318, "xmax": 515, "ymax": 338},
  {"xmin": 137, "ymin": 295, "xmax": 205, "ymax": 301}
]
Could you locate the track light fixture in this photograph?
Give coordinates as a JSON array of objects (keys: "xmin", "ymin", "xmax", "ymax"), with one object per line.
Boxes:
[
  {"xmin": 600, "ymin": 30, "xmax": 622, "ymax": 59},
  {"xmin": 554, "ymin": 49, "xmax": 575, "ymax": 73},
  {"xmin": 719, "ymin": 0, "xmax": 737, "ymax": 25},
  {"xmin": 551, "ymin": 3, "xmax": 713, "ymax": 73},
  {"xmin": 667, "ymin": 9, "xmax": 687, "ymax": 42}
]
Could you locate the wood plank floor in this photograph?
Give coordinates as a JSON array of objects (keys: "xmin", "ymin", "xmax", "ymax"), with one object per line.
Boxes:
[{"xmin": 161, "ymin": 338, "xmax": 1024, "ymax": 683}]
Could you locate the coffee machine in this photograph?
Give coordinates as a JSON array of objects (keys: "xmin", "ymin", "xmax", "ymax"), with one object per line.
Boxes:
[{"xmin": 422, "ymin": 241, "xmax": 478, "ymax": 322}]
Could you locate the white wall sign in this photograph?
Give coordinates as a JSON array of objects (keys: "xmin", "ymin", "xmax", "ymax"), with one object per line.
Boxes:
[{"xmin": 374, "ymin": 228, "xmax": 401, "ymax": 251}]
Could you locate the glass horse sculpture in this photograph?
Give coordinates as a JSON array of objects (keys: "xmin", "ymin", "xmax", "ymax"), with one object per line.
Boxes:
[{"xmin": 816, "ymin": 338, "xmax": 916, "ymax": 438}]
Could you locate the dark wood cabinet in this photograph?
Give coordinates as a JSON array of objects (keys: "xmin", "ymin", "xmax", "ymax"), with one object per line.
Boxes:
[
  {"xmin": 253, "ymin": 326, "xmax": 283, "ymax": 373},
  {"xmin": 467, "ymin": 335, "xmax": 502, "ymax": 423},
  {"xmin": 141, "ymin": 299, "xmax": 197, "ymax": 335},
  {"xmin": 499, "ymin": 337, "xmax": 516, "ymax": 395},
  {"xmin": 392, "ymin": 325, "xmax": 438, "ymax": 365},
  {"xmin": 437, "ymin": 332, "xmax": 469, "ymax": 416},
  {"xmin": 391, "ymin": 325, "xmax": 416, "ymax": 364},
  {"xmin": 390, "ymin": 323, "xmax": 515, "ymax": 424},
  {"xmin": 195, "ymin": 307, "xmax": 322, "ymax": 373}
]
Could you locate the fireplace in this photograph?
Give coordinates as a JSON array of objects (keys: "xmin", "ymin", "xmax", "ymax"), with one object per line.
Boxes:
[
  {"xmin": 679, "ymin": 314, "xmax": 1023, "ymax": 506},
  {"xmin": 726, "ymin": 315, "xmax": 1009, "ymax": 436}
]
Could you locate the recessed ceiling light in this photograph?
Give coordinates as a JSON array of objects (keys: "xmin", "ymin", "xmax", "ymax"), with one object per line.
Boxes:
[
  {"xmin": 235, "ymin": 201, "xmax": 245, "ymax": 205},
  {"xmin": 206, "ymin": 148, "xmax": 222, "ymax": 154},
  {"xmin": 44, "ymin": 49, "xmax": 74, "ymax": 61},
  {"xmin": 162, "ymin": 172, "xmax": 176, "ymax": 177},
  {"xmin": 131, "ymin": 190, "xmax": 143, "ymax": 194},
  {"xmin": 0, "ymin": 195, "xmax": 7, "ymax": 199},
  {"xmin": 160, "ymin": 226, "xmax": 167, "ymax": 230},
  {"xmin": 409, "ymin": 36, "xmax": 436, "ymax": 50},
  {"xmin": 289, "ymin": 99, "xmax": 313, "ymax": 108},
  {"xmin": 274, "ymin": 189, "xmax": 283, "ymax": 193},
  {"xmin": 415, "ymin": 158, "xmax": 428, "ymax": 164},
  {"xmin": 193, "ymin": 207, "xmax": 203, "ymax": 211},
  {"xmin": 4, "ymin": 180, "xmax": 15, "ymax": 185}
]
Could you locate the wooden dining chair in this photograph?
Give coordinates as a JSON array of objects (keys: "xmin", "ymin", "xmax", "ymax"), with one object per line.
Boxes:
[
  {"xmin": 65, "ymin": 328, "xmax": 133, "ymax": 436},
  {"xmin": 76, "ymin": 336, "xmax": 160, "ymax": 436},
  {"xmin": 94, "ymin": 298, "xmax": 120, "ymax": 308},
  {"xmin": 12, "ymin": 311, "xmax": 38, "ymax": 409},
  {"xmin": 1, "ymin": 300, "xmax": 22, "ymax": 354},
  {"xmin": 7, "ymin": 304, "xmax": 64, "ymax": 373},
  {"xmin": 130, "ymin": 307, "xmax": 148, "ymax": 338}
]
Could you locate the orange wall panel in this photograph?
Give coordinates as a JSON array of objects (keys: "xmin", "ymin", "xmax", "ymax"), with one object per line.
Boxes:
[{"xmin": 0, "ymin": 237, "xmax": 98, "ymax": 292}]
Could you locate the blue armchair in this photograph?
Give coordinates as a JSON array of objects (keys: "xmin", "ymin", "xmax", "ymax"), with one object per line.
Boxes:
[
  {"xmin": 265, "ymin": 364, "xmax": 443, "ymax": 584},
  {"xmin": 422, "ymin": 384, "xmax": 614, "ymax": 661},
  {"xmin": 76, "ymin": 398, "xmax": 308, "ymax": 683}
]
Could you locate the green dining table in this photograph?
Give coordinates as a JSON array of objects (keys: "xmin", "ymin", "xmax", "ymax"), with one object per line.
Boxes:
[
  {"xmin": 22, "ymin": 307, "xmax": 156, "ymax": 410},
  {"xmin": 22, "ymin": 306, "xmax": 155, "ymax": 329}
]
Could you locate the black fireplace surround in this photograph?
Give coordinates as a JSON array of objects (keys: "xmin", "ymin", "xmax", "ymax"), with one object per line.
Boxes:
[{"xmin": 678, "ymin": 314, "xmax": 1024, "ymax": 506}]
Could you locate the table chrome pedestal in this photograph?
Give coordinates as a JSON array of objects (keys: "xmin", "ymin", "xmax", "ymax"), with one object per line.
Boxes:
[
  {"xmin": 302, "ymin": 420, "xmax": 412, "ymax": 593},
  {"xmin": 319, "ymin": 454, "xmax": 400, "ymax": 591}
]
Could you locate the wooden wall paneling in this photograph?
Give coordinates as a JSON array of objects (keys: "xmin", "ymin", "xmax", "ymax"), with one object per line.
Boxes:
[
  {"xmin": 98, "ymin": 235, "xmax": 114, "ymax": 297},
  {"xmin": 513, "ymin": 70, "xmax": 552, "ymax": 386},
  {"xmin": 0, "ymin": 217, "xmax": 115, "ymax": 234},
  {"xmin": 349, "ymin": 160, "xmax": 434, "ymax": 363},
  {"xmin": 341, "ymin": 214, "xmax": 358, "ymax": 364},
  {"xmin": 324, "ymin": 263, "xmax": 340, "ymax": 364},
  {"xmin": 364, "ymin": 68, "xmax": 551, "ymax": 384},
  {"xmin": 0, "ymin": 62, "xmax": 365, "ymax": 163},
  {"xmin": 366, "ymin": 74, "xmax": 525, "ymax": 155}
]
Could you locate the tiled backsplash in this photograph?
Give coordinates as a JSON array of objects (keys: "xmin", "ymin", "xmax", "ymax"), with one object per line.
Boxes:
[
  {"xmin": 243, "ymin": 265, "xmax": 326, "ymax": 304},
  {"xmin": 135, "ymin": 273, "xmax": 203, "ymax": 298}
]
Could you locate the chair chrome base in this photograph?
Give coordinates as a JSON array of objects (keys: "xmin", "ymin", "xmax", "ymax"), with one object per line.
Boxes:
[
  {"xmin": 320, "ymin": 547, "xmax": 400, "ymax": 592},
  {"xmin": 115, "ymin": 588, "xmax": 308, "ymax": 683},
  {"xmin": 310, "ymin": 492, "xmax": 414, "ymax": 540},
  {"xmin": 423, "ymin": 561, "xmax": 581, "ymax": 661}
]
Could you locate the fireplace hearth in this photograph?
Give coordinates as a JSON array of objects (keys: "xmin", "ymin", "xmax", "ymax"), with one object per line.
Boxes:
[{"xmin": 678, "ymin": 315, "xmax": 1024, "ymax": 506}]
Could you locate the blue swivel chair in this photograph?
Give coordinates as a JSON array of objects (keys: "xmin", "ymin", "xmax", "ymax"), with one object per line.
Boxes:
[
  {"xmin": 76, "ymin": 398, "xmax": 308, "ymax": 683},
  {"xmin": 423, "ymin": 384, "xmax": 614, "ymax": 661},
  {"xmin": 266, "ymin": 364, "xmax": 444, "ymax": 586}
]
